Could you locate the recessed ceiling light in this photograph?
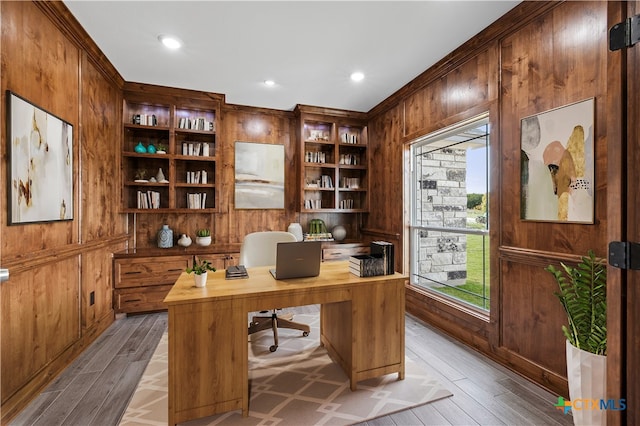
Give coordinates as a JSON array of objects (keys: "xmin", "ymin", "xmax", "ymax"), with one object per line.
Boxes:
[
  {"xmin": 350, "ymin": 71, "xmax": 365, "ymax": 82},
  {"xmin": 158, "ymin": 34, "xmax": 182, "ymax": 49},
  {"xmin": 264, "ymin": 80, "xmax": 276, "ymax": 87}
]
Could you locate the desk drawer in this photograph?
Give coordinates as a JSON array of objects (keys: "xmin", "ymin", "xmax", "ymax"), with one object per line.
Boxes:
[
  {"xmin": 115, "ymin": 256, "xmax": 188, "ymax": 288},
  {"xmin": 114, "ymin": 284, "xmax": 174, "ymax": 313}
]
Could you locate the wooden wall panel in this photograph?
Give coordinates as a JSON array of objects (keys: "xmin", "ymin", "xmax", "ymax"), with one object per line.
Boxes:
[
  {"xmin": 0, "ymin": 1, "xmax": 80, "ymax": 256},
  {"xmin": 81, "ymin": 246, "xmax": 117, "ymax": 331},
  {"xmin": 403, "ymin": 49, "xmax": 493, "ymax": 140},
  {"xmin": 1, "ymin": 257, "xmax": 80, "ymax": 404},
  {"xmin": 366, "ymin": 104, "xmax": 403, "ymax": 253},
  {"xmin": 219, "ymin": 107, "xmax": 298, "ymax": 243},
  {"xmin": 500, "ymin": 1, "xmax": 608, "ymax": 255},
  {"xmin": 80, "ymin": 54, "xmax": 125, "ymax": 242},
  {"xmin": 1, "ymin": 2, "xmax": 125, "ymax": 420}
]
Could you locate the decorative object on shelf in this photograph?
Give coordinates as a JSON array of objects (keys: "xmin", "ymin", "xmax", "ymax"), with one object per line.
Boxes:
[
  {"xmin": 134, "ymin": 169, "xmax": 148, "ymax": 182},
  {"xmin": 156, "ymin": 143, "xmax": 167, "ymax": 154},
  {"xmin": 147, "ymin": 143, "xmax": 157, "ymax": 154},
  {"xmin": 332, "ymin": 225, "xmax": 347, "ymax": 242},
  {"xmin": 545, "ymin": 250, "xmax": 607, "ymax": 426},
  {"xmin": 134, "ymin": 141, "xmax": 147, "ymax": 153},
  {"xmin": 177, "ymin": 234, "xmax": 192, "ymax": 247},
  {"xmin": 287, "ymin": 223, "xmax": 303, "ymax": 241},
  {"xmin": 156, "ymin": 168, "xmax": 168, "ymax": 183},
  {"xmin": 157, "ymin": 224, "xmax": 174, "ymax": 248},
  {"xmin": 7, "ymin": 91, "xmax": 74, "ymax": 224},
  {"xmin": 304, "ymin": 218, "xmax": 333, "ymax": 241},
  {"xmin": 195, "ymin": 228, "xmax": 212, "ymax": 246},
  {"xmin": 186, "ymin": 257, "xmax": 216, "ymax": 288}
]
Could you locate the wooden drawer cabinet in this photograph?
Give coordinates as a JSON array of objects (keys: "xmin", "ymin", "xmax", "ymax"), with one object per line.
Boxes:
[
  {"xmin": 114, "ymin": 256, "xmax": 189, "ymax": 314},
  {"xmin": 322, "ymin": 244, "xmax": 369, "ymax": 261},
  {"xmin": 196, "ymin": 253, "xmax": 239, "ymax": 270}
]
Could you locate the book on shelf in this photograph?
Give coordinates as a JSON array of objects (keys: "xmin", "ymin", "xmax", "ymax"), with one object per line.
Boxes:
[
  {"xmin": 348, "ymin": 254, "xmax": 384, "ymax": 277},
  {"xmin": 178, "ymin": 117, "xmax": 215, "ymax": 131},
  {"xmin": 187, "ymin": 192, "xmax": 207, "ymax": 209},
  {"xmin": 370, "ymin": 241, "xmax": 395, "ymax": 275},
  {"xmin": 186, "ymin": 170, "xmax": 208, "ymax": 184},
  {"xmin": 136, "ymin": 190, "xmax": 160, "ymax": 209}
]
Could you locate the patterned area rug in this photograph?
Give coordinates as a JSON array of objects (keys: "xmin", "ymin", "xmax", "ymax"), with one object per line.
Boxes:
[{"xmin": 120, "ymin": 313, "xmax": 452, "ymax": 425}]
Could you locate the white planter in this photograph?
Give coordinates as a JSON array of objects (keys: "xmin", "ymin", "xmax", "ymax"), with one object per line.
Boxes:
[
  {"xmin": 193, "ymin": 272, "xmax": 208, "ymax": 288},
  {"xmin": 566, "ymin": 340, "xmax": 607, "ymax": 426},
  {"xmin": 196, "ymin": 236, "xmax": 212, "ymax": 246}
]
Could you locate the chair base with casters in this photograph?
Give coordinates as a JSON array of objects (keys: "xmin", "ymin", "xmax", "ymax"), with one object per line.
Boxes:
[{"xmin": 248, "ymin": 310, "xmax": 310, "ymax": 352}]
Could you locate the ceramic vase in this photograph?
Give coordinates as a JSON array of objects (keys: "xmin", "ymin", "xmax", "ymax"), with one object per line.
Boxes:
[
  {"xmin": 147, "ymin": 143, "xmax": 157, "ymax": 154},
  {"xmin": 566, "ymin": 340, "xmax": 607, "ymax": 426},
  {"xmin": 177, "ymin": 234, "xmax": 192, "ymax": 247},
  {"xmin": 157, "ymin": 224, "xmax": 173, "ymax": 248},
  {"xmin": 287, "ymin": 223, "xmax": 303, "ymax": 241},
  {"xmin": 156, "ymin": 168, "xmax": 167, "ymax": 183},
  {"xmin": 193, "ymin": 272, "xmax": 208, "ymax": 288},
  {"xmin": 134, "ymin": 141, "xmax": 147, "ymax": 153}
]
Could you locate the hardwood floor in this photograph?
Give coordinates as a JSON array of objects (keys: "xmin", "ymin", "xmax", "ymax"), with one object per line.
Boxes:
[{"xmin": 11, "ymin": 307, "xmax": 573, "ymax": 425}]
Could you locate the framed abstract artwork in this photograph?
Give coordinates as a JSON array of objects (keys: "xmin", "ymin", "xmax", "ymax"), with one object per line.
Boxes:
[
  {"xmin": 7, "ymin": 91, "xmax": 73, "ymax": 224},
  {"xmin": 234, "ymin": 141, "xmax": 284, "ymax": 209},
  {"xmin": 520, "ymin": 98, "xmax": 594, "ymax": 223}
]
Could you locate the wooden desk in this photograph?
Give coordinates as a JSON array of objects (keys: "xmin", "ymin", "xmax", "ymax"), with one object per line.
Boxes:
[{"xmin": 164, "ymin": 261, "xmax": 406, "ymax": 425}]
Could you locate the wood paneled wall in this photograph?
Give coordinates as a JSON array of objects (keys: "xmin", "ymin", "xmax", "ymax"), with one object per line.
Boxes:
[
  {"xmin": 0, "ymin": 2, "xmax": 127, "ymax": 422},
  {"xmin": 367, "ymin": 1, "xmax": 614, "ymax": 397}
]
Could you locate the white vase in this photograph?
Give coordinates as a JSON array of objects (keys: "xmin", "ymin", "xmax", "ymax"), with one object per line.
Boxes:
[
  {"xmin": 565, "ymin": 340, "xmax": 607, "ymax": 426},
  {"xmin": 287, "ymin": 223, "xmax": 303, "ymax": 241},
  {"xmin": 193, "ymin": 272, "xmax": 208, "ymax": 288},
  {"xmin": 177, "ymin": 234, "xmax": 192, "ymax": 247},
  {"xmin": 196, "ymin": 236, "xmax": 212, "ymax": 246}
]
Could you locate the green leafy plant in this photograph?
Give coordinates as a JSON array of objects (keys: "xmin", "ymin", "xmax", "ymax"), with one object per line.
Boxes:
[
  {"xmin": 156, "ymin": 142, "xmax": 167, "ymax": 152},
  {"xmin": 545, "ymin": 250, "xmax": 607, "ymax": 355},
  {"xmin": 186, "ymin": 258, "xmax": 216, "ymax": 275},
  {"xmin": 196, "ymin": 228, "xmax": 211, "ymax": 237}
]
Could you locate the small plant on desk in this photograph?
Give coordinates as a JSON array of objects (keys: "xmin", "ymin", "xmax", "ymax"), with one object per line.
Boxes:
[{"xmin": 186, "ymin": 257, "xmax": 216, "ymax": 288}]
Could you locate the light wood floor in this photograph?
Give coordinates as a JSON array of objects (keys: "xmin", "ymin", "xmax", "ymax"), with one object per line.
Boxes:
[{"xmin": 10, "ymin": 306, "xmax": 573, "ymax": 425}]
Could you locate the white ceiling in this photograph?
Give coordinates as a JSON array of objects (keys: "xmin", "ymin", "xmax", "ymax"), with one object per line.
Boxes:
[{"xmin": 63, "ymin": 1, "xmax": 520, "ymax": 113}]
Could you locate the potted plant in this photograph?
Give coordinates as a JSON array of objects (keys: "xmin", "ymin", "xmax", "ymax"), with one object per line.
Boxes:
[
  {"xmin": 195, "ymin": 228, "xmax": 212, "ymax": 246},
  {"xmin": 156, "ymin": 142, "xmax": 167, "ymax": 154},
  {"xmin": 186, "ymin": 257, "xmax": 216, "ymax": 288},
  {"xmin": 545, "ymin": 250, "xmax": 606, "ymax": 426}
]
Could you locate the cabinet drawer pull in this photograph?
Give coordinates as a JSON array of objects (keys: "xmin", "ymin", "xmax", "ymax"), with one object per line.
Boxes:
[
  {"xmin": 167, "ymin": 268, "xmax": 183, "ymax": 272},
  {"xmin": 123, "ymin": 271, "xmax": 142, "ymax": 275},
  {"xmin": 124, "ymin": 298, "xmax": 142, "ymax": 303}
]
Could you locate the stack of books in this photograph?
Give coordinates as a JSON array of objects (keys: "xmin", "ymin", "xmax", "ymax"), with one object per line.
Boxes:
[
  {"xmin": 225, "ymin": 265, "xmax": 248, "ymax": 280},
  {"xmin": 348, "ymin": 241, "xmax": 395, "ymax": 277},
  {"xmin": 349, "ymin": 254, "xmax": 384, "ymax": 277}
]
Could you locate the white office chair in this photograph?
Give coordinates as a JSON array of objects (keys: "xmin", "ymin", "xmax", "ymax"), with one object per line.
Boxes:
[{"xmin": 240, "ymin": 231, "xmax": 311, "ymax": 352}]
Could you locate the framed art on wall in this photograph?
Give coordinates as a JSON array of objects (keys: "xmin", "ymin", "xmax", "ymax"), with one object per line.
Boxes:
[
  {"xmin": 520, "ymin": 98, "xmax": 594, "ymax": 223},
  {"xmin": 7, "ymin": 91, "xmax": 73, "ymax": 224},
  {"xmin": 234, "ymin": 141, "xmax": 284, "ymax": 209}
]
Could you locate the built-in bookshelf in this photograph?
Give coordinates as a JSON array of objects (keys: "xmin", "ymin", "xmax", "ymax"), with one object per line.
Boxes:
[
  {"xmin": 121, "ymin": 87, "xmax": 221, "ymax": 213},
  {"xmin": 295, "ymin": 106, "xmax": 369, "ymax": 213}
]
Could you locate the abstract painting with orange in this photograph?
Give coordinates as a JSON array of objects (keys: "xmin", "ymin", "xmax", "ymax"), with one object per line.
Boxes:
[{"xmin": 520, "ymin": 99, "xmax": 594, "ymax": 223}]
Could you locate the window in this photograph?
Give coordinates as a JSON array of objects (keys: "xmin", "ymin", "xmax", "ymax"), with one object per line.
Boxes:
[{"xmin": 409, "ymin": 115, "xmax": 490, "ymax": 311}]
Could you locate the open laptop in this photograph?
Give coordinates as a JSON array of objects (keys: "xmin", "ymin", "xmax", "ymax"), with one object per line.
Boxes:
[{"xmin": 269, "ymin": 241, "xmax": 322, "ymax": 279}]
